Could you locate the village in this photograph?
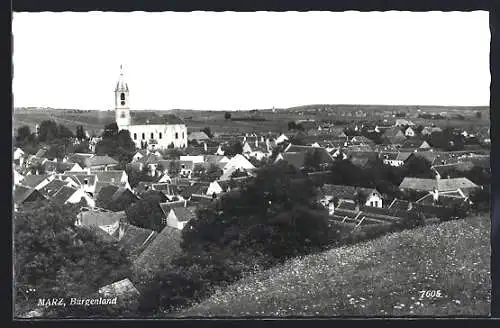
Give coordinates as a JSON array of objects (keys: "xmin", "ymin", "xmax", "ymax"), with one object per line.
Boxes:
[{"xmin": 13, "ymin": 100, "xmax": 491, "ymax": 317}]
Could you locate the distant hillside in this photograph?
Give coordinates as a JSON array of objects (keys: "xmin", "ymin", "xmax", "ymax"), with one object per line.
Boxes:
[
  {"xmin": 178, "ymin": 214, "xmax": 490, "ymax": 317},
  {"xmin": 284, "ymin": 104, "xmax": 490, "ymax": 113}
]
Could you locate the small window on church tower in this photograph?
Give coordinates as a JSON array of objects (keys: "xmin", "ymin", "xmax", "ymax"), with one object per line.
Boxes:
[{"xmin": 120, "ymin": 93, "xmax": 125, "ymax": 101}]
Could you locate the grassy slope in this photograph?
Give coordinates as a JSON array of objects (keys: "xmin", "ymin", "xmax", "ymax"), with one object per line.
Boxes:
[{"xmin": 178, "ymin": 214, "xmax": 490, "ymax": 317}]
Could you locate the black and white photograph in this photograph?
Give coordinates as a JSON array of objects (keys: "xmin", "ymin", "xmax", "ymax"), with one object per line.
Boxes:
[{"xmin": 12, "ymin": 11, "xmax": 491, "ymax": 318}]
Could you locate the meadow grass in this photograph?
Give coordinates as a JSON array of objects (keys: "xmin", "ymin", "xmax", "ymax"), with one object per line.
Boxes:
[{"xmin": 178, "ymin": 214, "xmax": 490, "ymax": 317}]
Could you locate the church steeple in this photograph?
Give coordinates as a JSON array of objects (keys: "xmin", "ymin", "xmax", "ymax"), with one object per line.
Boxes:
[{"xmin": 115, "ymin": 64, "xmax": 131, "ymax": 130}]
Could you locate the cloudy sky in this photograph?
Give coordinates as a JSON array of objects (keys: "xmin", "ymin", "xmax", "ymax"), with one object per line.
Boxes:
[{"xmin": 12, "ymin": 11, "xmax": 490, "ymax": 111}]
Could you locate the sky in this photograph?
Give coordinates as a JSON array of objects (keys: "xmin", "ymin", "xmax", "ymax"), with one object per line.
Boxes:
[{"xmin": 12, "ymin": 11, "xmax": 490, "ymax": 111}]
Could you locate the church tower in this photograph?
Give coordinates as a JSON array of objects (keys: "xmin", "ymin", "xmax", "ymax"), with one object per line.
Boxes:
[{"xmin": 115, "ymin": 65, "xmax": 131, "ymax": 130}]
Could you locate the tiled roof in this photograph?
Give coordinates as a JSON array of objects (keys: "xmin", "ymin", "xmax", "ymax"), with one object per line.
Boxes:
[
  {"xmin": 39, "ymin": 179, "xmax": 69, "ymax": 198},
  {"xmin": 319, "ymin": 184, "xmax": 380, "ymax": 201},
  {"xmin": 51, "ymin": 186, "xmax": 79, "ymax": 204},
  {"xmin": 19, "ymin": 174, "xmax": 50, "ymax": 189},
  {"xmin": 61, "ymin": 173, "xmax": 97, "ymax": 187},
  {"xmin": 78, "ymin": 210, "xmax": 126, "ymax": 227},
  {"xmin": 86, "ymin": 155, "xmax": 119, "ymax": 168},
  {"xmin": 399, "ymin": 177, "xmax": 479, "ymax": 192},
  {"xmin": 159, "ymin": 201, "xmax": 187, "ymax": 217},
  {"xmin": 172, "ymin": 206, "xmax": 197, "ymax": 222},
  {"xmin": 13, "ymin": 185, "xmax": 46, "ymax": 205},
  {"xmin": 98, "ymin": 278, "xmax": 140, "ymax": 299},
  {"xmin": 130, "ymin": 112, "xmax": 185, "ymax": 125},
  {"xmin": 112, "ymin": 223, "xmax": 158, "ymax": 261},
  {"xmin": 132, "ymin": 225, "xmax": 183, "ymax": 275},
  {"xmin": 92, "ymin": 170, "xmax": 125, "ymax": 184},
  {"xmin": 137, "ymin": 154, "xmax": 162, "ymax": 165}
]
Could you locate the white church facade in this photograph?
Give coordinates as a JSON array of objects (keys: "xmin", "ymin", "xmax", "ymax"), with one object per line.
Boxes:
[{"xmin": 114, "ymin": 65, "xmax": 188, "ymax": 150}]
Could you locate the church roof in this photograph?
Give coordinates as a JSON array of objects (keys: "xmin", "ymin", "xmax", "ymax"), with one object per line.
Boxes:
[{"xmin": 129, "ymin": 112, "xmax": 185, "ymax": 126}]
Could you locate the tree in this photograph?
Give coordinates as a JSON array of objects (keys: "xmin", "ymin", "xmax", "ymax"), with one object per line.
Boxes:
[
  {"xmin": 14, "ymin": 201, "xmax": 131, "ymax": 317},
  {"xmin": 224, "ymin": 112, "xmax": 232, "ymax": 120},
  {"xmin": 76, "ymin": 125, "xmax": 86, "ymax": 140},
  {"xmin": 202, "ymin": 127, "xmax": 213, "ymax": 139},
  {"xmin": 37, "ymin": 120, "xmax": 60, "ymax": 142},
  {"xmin": 287, "ymin": 121, "xmax": 297, "ymax": 131},
  {"xmin": 303, "ymin": 149, "xmax": 323, "ymax": 171},
  {"xmin": 199, "ymin": 164, "xmax": 223, "ymax": 182},
  {"xmin": 125, "ymin": 191, "xmax": 167, "ymax": 232},
  {"xmin": 193, "ymin": 163, "xmax": 206, "ymax": 178},
  {"xmin": 224, "ymin": 141, "xmax": 243, "ymax": 157},
  {"xmin": 168, "ymin": 160, "xmax": 181, "ymax": 177},
  {"xmin": 103, "ymin": 123, "xmax": 119, "ymax": 138},
  {"xmin": 16, "ymin": 125, "xmax": 34, "ymax": 145},
  {"xmin": 402, "ymin": 155, "xmax": 433, "ymax": 178},
  {"xmin": 476, "ymin": 111, "xmax": 482, "ymax": 119}
]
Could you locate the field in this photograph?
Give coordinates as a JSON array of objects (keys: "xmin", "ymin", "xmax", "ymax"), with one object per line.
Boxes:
[
  {"xmin": 13, "ymin": 105, "xmax": 490, "ymax": 137},
  {"xmin": 177, "ymin": 214, "xmax": 490, "ymax": 317}
]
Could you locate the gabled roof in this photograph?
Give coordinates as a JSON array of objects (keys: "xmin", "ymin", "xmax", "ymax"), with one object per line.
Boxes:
[
  {"xmin": 137, "ymin": 154, "xmax": 162, "ymax": 165},
  {"xmin": 51, "ymin": 186, "xmax": 80, "ymax": 204},
  {"xmin": 39, "ymin": 179, "xmax": 69, "ymax": 198},
  {"xmin": 188, "ymin": 131, "xmax": 210, "ymax": 141},
  {"xmin": 399, "ymin": 177, "xmax": 479, "ymax": 192},
  {"xmin": 98, "ymin": 278, "xmax": 140, "ymax": 299},
  {"xmin": 112, "ymin": 223, "xmax": 158, "ymax": 261},
  {"xmin": 92, "ymin": 170, "xmax": 125, "ymax": 184},
  {"xmin": 61, "ymin": 173, "xmax": 97, "ymax": 187},
  {"xmin": 78, "ymin": 210, "xmax": 126, "ymax": 227},
  {"xmin": 380, "ymin": 152, "xmax": 412, "ymax": 162},
  {"xmin": 159, "ymin": 201, "xmax": 187, "ymax": 217},
  {"xmin": 85, "ymin": 155, "xmax": 119, "ymax": 168},
  {"xmin": 319, "ymin": 184, "xmax": 381, "ymax": 200},
  {"xmin": 171, "ymin": 206, "xmax": 197, "ymax": 222},
  {"xmin": 132, "ymin": 225, "xmax": 183, "ymax": 275},
  {"xmin": 382, "ymin": 127, "xmax": 405, "ymax": 138},
  {"xmin": 402, "ymin": 139, "xmax": 430, "ymax": 149},
  {"xmin": 19, "ymin": 174, "xmax": 50, "ymax": 189},
  {"xmin": 130, "ymin": 112, "xmax": 185, "ymax": 125},
  {"xmin": 13, "ymin": 185, "xmax": 46, "ymax": 205}
]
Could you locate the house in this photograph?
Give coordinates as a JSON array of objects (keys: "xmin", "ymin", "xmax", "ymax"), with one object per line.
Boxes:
[
  {"xmin": 416, "ymin": 189, "xmax": 470, "ymax": 207},
  {"xmin": 19, "ymin": 174, "xmax": 54, "ymax": 190},
  {"xmin": 132, "ymin": 149, "xmax": 148, "ymax": 162},
  {"xmin": 382, "ymin": 127, "xmax": 406, "ymax": 145},
  {"xmin": 180, "ymin": 155, "xmax": 204, "ymax": 164},
  {"xmin": 188, "ymin": 131, "xmax": 211, "ymax": 143},
  {"xmin": 318, "ymin": 184, "xmax": 384, "ymax": 214},
  {"xmin": 164, "ymin": 206, "xmax": 197, "ymax": 230},
  {"xmin": 401, "ymin": 139, "xmax": 431, "ymax": 150},
  {"xmin": 206, "ymin": 180, "xmax": 232, "ymax": 196},
  {"xmin": 75, "ymin": 209, "xmax": 126, "ymax": 234},
  {"xmin": 421, "ymin": 126, "xmax": 443, "ymax": 136},
  {"xmin": 82, "ymin": 155, "xmax": 119, "ymax": 171},
  {"xmin": 95, "ymin": 185, "xmax": 139, "ymax": 211},
  {"xmin": 132, "ymin": 225, "xmax": 183, "ymax": 276},
  {"xmin": 111, "ymin": 223, "xmax": 158, "ymax": 261},
  {"xmin": 220, "ymin": 154, "xmax": 255, "ymax": 180},
  {"xmin": 275, "ymin": 133, "xmax": 289, "ymax": 144},
  {"xmin": 399, "ymin": 177, "xmax": 480, "ymax": 196},
  {"xmin": 394, "ymin": 119, "xmax": 416, "ymax": 127},
  {"xmin": 98, "ymin": 278, "xmax": 141, "ymax": 301},
  {"xmin": 92, "ymin": 170, "xmax": 130, "ymax": 190},
  {"xmin": 60, "ymin": 173, "xmax": 98, "ymax": 195},
  {"xmin": 157, "ymin": 173, "xmax": 172, "ymax": 184},
  {"xmin": 13, "ymin": 185, "xmax": 47, "ymax": 210},
  {"xmin": 51, "ymin": 186, "xmax": 96, "ymax": 207},
  {"xmin": 380, "ymin": 152, "xmax": 412, "ymax": 167},
  {"xmin": 404, "ymin": 126, "xmax": 416, "ymax": 137},
  {"xmin": 39, "ymin": 179, "xmax": 73, "ymax": 198}
]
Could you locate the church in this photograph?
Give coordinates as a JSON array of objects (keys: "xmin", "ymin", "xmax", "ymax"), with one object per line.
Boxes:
[{"xmin": 114, "ymin": 65, "xmax": 188, "ymax": 150}]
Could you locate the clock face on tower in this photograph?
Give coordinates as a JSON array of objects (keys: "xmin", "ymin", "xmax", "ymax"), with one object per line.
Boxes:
[{"xmin": 121, "ymin": 101, "xmax": 126, "ymax": 106}]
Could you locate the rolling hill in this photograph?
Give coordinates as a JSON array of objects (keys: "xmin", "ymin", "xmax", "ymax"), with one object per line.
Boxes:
[{"xmin": 177, "ymin": 214, "xmax": 490, "ymax": 317}]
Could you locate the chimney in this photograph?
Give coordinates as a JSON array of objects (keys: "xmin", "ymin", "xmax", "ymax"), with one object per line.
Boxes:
[
  {"xmin": 204, "ymin": 142, "xmax": 208, "ymax": 153},
  {"xmin": 408, "ymin": 202, "xmax": 413, "ymax": 211}
]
